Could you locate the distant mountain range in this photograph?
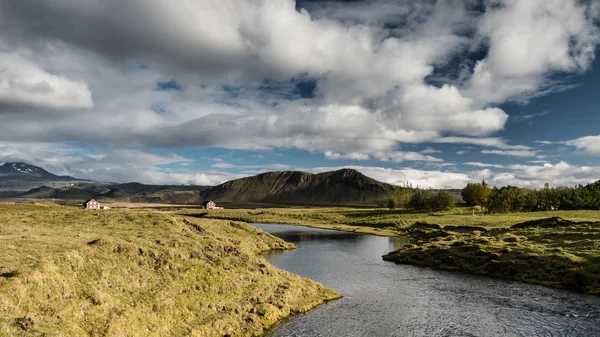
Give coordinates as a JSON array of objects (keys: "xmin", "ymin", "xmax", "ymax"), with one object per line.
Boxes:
[
  {"xmin": 0, "ymin": 162, "xmax": 396, "ymax": 206},
  {"xmin": 0, "ymin": 162, "xmax": 85, "ymax": 191}
]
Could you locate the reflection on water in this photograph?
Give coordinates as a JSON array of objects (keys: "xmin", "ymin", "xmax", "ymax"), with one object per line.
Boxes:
[
  {"xmin": 254, "ymin": 223, "xmax": 600, "ymax": 337},
  {"xmin": 390, "ymin": 236, "xmax": 411, "ymax": 250}
]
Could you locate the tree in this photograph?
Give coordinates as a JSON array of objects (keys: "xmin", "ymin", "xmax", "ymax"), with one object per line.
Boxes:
[
  {"xmin": 461, "ymin": 181, "xmax": 492, "ymax": 207},
  {"xmin": 429, "ymin": 190, "xmax": 455, "ymax": 211},
  {"xmin": 393, "ymin": 187, "xmax": 414, "ymax": 209},
  {"xmin": 410, "ymin": 188, "xmax": 430, "ymax": 210}
]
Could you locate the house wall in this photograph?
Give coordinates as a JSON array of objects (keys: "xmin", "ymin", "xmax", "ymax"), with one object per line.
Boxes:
[{"xmin": 85, "ymin": 201, "xmax": 100, "ymax": 210}]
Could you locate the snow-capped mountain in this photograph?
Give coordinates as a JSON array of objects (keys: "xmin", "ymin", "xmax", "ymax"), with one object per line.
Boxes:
[
  {"xmin": 0, "ymin": 162, "xmax": 83, "ymax": 191},
  {"xmin": 0, "ymin": 162, "xmax": 75, "ymax": 180}
]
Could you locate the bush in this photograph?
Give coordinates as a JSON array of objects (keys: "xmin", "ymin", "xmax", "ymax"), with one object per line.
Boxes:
[{"xmin": 387, "ymin": 199, "xmax": 397, "ymax": 209}]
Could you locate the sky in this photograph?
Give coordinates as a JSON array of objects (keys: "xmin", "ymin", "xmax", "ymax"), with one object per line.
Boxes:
[{"xmin": 0, "ymin": 0, "xmax": 600, "ymax": 189}]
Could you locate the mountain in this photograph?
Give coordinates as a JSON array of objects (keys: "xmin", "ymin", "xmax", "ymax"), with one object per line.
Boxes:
[
  {"xmin": 0, "ymin": 162, "xmax": 77, "ymax": 180},
  {"xmin": 200, "ymin": 169, "xmax": 396, "ymax": 206},
  {"xmin": 4, "ymin": 162, "xmax": 397, "ymax": 206},
  {"xmin": 20, "ymin": 186, "xmax": 101, "ymax": 200},
  {"xmin": 0, "ymin": 162, "xmax": 85, "ymax": 191}
]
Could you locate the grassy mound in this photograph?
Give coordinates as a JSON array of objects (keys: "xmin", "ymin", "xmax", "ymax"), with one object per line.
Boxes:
[
  {"xmin": 0, "ymin": 203, "xmax": 339, "ymax": 336},
  {"xmin": 384, "ymin": 218, "xmax": 600, "ymax": 295}
]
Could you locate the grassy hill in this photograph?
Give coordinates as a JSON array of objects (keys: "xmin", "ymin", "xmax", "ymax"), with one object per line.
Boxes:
[
  {"xmin": 0, "ymin": 203, "xmax": 338, "ymax": 336},
  {"xmin": 201, "ymin": 169, "xmax": 396, "ymax": 206}
]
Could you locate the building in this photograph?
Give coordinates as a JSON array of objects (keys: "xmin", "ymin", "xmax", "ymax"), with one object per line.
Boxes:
[
  {"xmin": 83, "ymin": 199, "xmax": 100, "ymax": 210},
  {"xmin": 201, "ymin": 200, "xmax": 216, "ymax": 209}
]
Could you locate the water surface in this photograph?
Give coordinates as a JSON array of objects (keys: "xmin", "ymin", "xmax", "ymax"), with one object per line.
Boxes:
[{"xmin": 255, "ymin": 224, "xmax": 600, "ymax": 337}]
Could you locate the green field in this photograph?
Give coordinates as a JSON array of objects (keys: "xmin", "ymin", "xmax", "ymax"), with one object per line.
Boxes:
[{"xmin": 0, "ymin": 203, "xmax": 339, "ymax": 336}]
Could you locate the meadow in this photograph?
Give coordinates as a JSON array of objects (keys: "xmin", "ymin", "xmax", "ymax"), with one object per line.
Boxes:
[{"xmin": 0, "ymin": 203, "xmax": 338, "ymax": 336}]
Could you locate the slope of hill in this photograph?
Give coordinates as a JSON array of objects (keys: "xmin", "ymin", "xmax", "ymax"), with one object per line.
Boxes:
[
  {"xmin": 201, "ymin": 169, "xmax": 396, "ymax": 206},
  {"xmin": 20, "ymin": 186, "xmax": 102, "ymax": 200}
]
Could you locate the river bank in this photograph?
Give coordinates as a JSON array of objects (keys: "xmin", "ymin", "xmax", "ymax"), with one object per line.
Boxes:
[
  {"xmin": 0, "ymin": 203, "xmax": 339, "ymax": 336},
  {"xmin": 190, "ymin": 208, "xmax": 600, "ymax": 295},
  {"xmin": 385, "ymin": 218, "xmax": 600, "ymax": 295}
]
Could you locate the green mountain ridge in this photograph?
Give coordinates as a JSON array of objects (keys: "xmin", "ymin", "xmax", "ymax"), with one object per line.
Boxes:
[{"xmin": 200, "ymin": 169, "xmax": 396, "ymax": 205}]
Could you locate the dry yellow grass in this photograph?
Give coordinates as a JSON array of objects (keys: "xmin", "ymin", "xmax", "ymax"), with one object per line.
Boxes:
[{"xmin": 0, "ymin": 203, "xmax": 339, "ymax": 336}]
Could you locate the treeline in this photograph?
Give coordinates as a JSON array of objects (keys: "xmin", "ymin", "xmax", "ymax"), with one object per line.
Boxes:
[
  {"xmin": 462, "ymin": 180, "xmax": 600, "ymax": 213},
  {"xmin": 387, "ymin": 180, "xmax": 600, "ymax": 213},
  {"xmin": 388, "ymin": 184, "xmax": 455, "ymax": 211}
]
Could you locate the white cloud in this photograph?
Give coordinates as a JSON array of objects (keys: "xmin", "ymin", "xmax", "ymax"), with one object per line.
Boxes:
[
  {"xmin": 464, "ymin": 162, "xmax": 505, "ymax": 169},
  {"xmin": 565, "ymin": 135, "xmax": 600, "ymax": 155},
  {"xmin": 481, "ymin": 149, "xmax": 537, "ymax": 157},
  {"xmin": 491, "ymin": 161, "xmax": 600, "ymax": 188},
  {"xmin": 211, "ymin": 162, "xmax": 291, "ymax": 170},
  {"xmin": 324, "ymin": 152, "xmax": 371, "ymax": 161},
  {"xmin": 465, "ymin": 0, "xmax": 599, "ymax": 104},
  {"xmin": 0, "ymin": 52, "xmax": 94, "ymax": 110},
  {"xmin": 0, "ymin": 0, "xmax": 598, "ymax": 180},
  {"xmin": 421, "ymin": 147, "xmax": 441, "ymax": 154},
  {"xmin": 433, "ymin": 137, "xmax": 532, "ymax": 150},
  {"xmin": 512, "ymin": 110, "xmax": 549, "ymax": 122},
  {"xmin": 324, "ymin": 150, "xmax": 442, "ymax": 163}
]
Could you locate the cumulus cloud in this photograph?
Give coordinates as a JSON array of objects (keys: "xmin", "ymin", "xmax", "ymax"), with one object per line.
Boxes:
[
  {"xmin": 565, "ymin": 135, "xmax": 600, "ymax": 155},
  {"xmin": 0, "ymin": 52, "xmax": 94, "ymax": 110},
  {"xmin": 490, "ymin": 161, "xmax": 600, "ymax": 188},
  {"xmin": 0, "ymin": 0, "xmax": 598, "ymax": 184},
  {"xmin": 465, "ymin": 0, "xmax": 599, "ymax": 104}
]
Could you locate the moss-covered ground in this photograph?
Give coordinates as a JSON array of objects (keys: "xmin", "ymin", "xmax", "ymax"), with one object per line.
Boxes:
[
  {"xmin": 0, "ymin": 203, "xmax": 339, "ymax": 336},
  {"xmin": 384, "ymin": 218, "xmax": 600, "ymax": 295}
]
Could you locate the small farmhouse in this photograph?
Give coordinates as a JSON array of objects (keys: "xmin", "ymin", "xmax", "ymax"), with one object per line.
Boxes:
[
  {"xmin": 201, "ymin": 200, "xmax": 216, "ymax": 209},
  {"xmin": 83, "ymin": 199, "xmax": 100, "ymax": 210}
]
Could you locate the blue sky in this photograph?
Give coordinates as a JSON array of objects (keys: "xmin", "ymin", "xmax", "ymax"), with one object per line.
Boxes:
[{"xmin": 1, "ymin": 0, "xmax": 600, "ymax": 188}]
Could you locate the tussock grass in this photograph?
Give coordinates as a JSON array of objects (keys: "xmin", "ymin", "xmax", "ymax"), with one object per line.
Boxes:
[{"xmin": 0, "ymin": 203, "xmax": 339, "ymax": 336}]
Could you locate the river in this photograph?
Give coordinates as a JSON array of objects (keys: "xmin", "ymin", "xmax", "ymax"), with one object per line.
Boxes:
[{"xmin": 254, "ymin": 224, "xmax": 600, "ymax": 337}]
